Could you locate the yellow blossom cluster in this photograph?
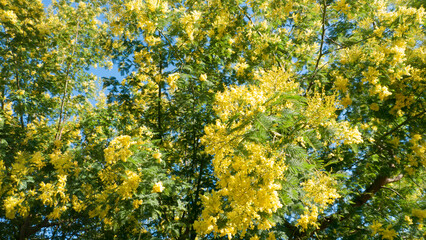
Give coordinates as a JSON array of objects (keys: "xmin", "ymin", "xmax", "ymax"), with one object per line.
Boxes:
[
  {"xmin": 118, "ymin": 170, "xmax": 141, "ymax": 199},
  {"xmin": 404, "ymin": 134, "xmax": 425, "ymax": 175},
  {"xmin": 333, "ymin": 1, "xmax": 425, "ymax": 120},
  {"xmin": 3, "ymin": 174, "xmax": 70, "ymax": 220},
  {"xmin": 152, "ymin": 181, "xmax": 165, "ymax": 193},
  {"xmin": 180, "ymin": 10, "xmax": 202, "ymax": 42},
  {"xmin": 4, "ymin": 194, "xmax": 26, "ymax": 219},
  {"xmin": 412, "ymin": 208, "xmax": 426, "ymax": 221},
  {"xmin": 195, "ymin": 67, "xmax": 366, "ymax": 237},
  {"xmin": 104, "ymin": 135, "xmax": 135, "ymax": 165},
  {"xmin": 370, "ymin": 220, "xmax": 398, "ymax": 240},
  {"xmin": 37, "ymin": 175, "xmax": 68, "ymax": 209},
  {"xmin": 195, "ymin": 68, "xmax": 298, "ymax": 238},
  {"xmin": 304, "ymin": 93, "xmax": 363, "ymax": 146},
  {"xmin": 49, "ymin": 149, "xmax": 75, "ymax": 175},
  {"xmin": 296, "ymin": 172, "xmax": 340, "ymax": 230},
  {"xmin": 71, "ymin": 195, "xmax": 85, "ymax": 213},
  {"xmin": 167, "ymin": 73, "xmax": 180, "ymax": 91}
]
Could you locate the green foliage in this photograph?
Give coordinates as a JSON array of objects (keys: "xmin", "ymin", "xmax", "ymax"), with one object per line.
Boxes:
[{"xmin": 0, "ymin": 0, "xmax": 425, "ymax": 239}]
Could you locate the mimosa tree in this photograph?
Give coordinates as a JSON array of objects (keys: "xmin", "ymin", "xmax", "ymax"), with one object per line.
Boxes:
[{"xmin": 0, "ymin": 0, "xmax": 424, "ymax": 239}]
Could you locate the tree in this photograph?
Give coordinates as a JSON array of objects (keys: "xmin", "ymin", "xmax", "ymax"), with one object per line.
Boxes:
[{"xmin": 0, "ymin": 0, "xmax": 424, "ymax": 239}]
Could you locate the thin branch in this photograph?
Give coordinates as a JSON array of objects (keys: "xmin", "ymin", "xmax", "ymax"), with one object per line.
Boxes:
[
  {"xmin": 292, "ymin": 172, "xmax": 405, "ymax": 239},
  {"xmin": 14, "ymin": 66, "xmax": 25, "ymax": 129},
  {"xmin": 55, "ymin": 19, "xmax": 80, "ymax": 141},
  {"xmin": 157, "ymin": 52, "xmax": 163, "ymax": 142},
  {"xmin": 382, "ymin": 187, "xmax": 405, "ymax": 199},
  {"xmin": 158, "ymin": 30, "xmax": 185, "ymax": 66},
  {"xmin": 377, "ymin": 110, "xmax": 425, "ymax": 142},
  {"xmin": 238, "ymin": 6, "xmax": 285, "ymax": 68},
  {"xmin": 325, "ymin": 36, "xmax": 343, "ymax": 48},
  {"xmin": 306, "ymin": 0, "xmax": 327, "ymax": 94},
  {"xmin": 322, "ymin": 35, "xmax": 376, "ymax": 56},
  {"xmin": 385, "ymin": 174, "xmax": 404, "ymax": 184},
  {"xmin": 407, "ymin": 175, "xmax": 423, "ymax": 189}
]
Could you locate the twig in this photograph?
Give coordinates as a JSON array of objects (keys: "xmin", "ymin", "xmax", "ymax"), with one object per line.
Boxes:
[
  {"xmin": 158, "ymin": 30, "xmax": 185, "ymax": 66},
  {"xmin": 377, "ymin": 110, "xmax": 425, "ymax": 142},
  {"xmin": 382, "ymin": 187, "xmax": 405, "ymax": 199},
  {"xmin": 306, "ymin": 0, "xmax": 327, "ymax": 94},
  {"xmin": 56, "ymin": 18, "xmax": 80, "ymax": 141}
]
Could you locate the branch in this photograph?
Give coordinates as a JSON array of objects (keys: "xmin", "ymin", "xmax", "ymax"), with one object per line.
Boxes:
[
  {"xmin": 352, "ymin": 173, "xmax": 403, "ymax": 207},
  {"xmin": 158, "ymin": 30, "xmax": 185, "ymax": 66},
  {"xmin": 157, "ymin": 52, "xmax": 163, "ymax": 142},
  {"xmin": 377, "ymin": 110, "xmax": 426, "ymax": 142},
  {"xmin": 382, "ymin": 187, "xmax": 405, "ymax": 199},
  {"xmin": 13, "ymin": 58, "xmax": 25, "ymax": 129},
  {"xmin": 55, "ymin": 19, "xmax": 80, "ymax": 141},
  {"xmin": 306, "ymin": 0, "xmax": 327, "ymax": 94},
  {"xmin": 324, "ymin": 173, "xmax": 403, "ymax": 236},
  {"xmin": 21, "ymin": 218, "xmax": 60, "ymax": 240},
  {"xmin": 291, "ymin": 172, "xmax": 404, "ymax": 239}
]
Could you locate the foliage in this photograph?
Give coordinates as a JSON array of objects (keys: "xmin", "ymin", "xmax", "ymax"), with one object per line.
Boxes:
[{"xmin": 0, "ymin": 0, "xmax": 424, "ymax": 239}]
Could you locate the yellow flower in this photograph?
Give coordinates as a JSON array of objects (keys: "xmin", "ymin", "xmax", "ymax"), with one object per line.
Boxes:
[
  {"xmin": 334, "ymin": 0, "xmax": 350, "ymax": 14},
  {"xmin": 153, "ymin": 152, "xmax": 162, "ymax": 162},
  {"xmin": 4, "ymin": 196, "xmax": 23, "ymax": 219},
  {"xmin": 267, "ymin": 232, "xmax": 276, "ymax": 240},
  {"xmin": 334, "ymin": 75, "xmax": 348, "ymax": 92},
  {"xmin": 370, "ymin": 220, "xmax": 383, "ymax": 235},
  {"xmin": 199, "ymin": 73, "xmax": 207, "ymax": 82},
  {"xmin": 152, "ymin": 181, "xmax": 165, "ymax": 193},
  {"xmin": 167, "ymin": 73, "xmax": 180, "ymax": 91},
  {"xmin": 381, "ymin": 226, "xmax": 397, "ymax": 240},
  {"xmin": 234, "ymin": 60, "xmax": 249, "ymax": 76},
  {"xmin": 341, "ymin": 95, "xmax": 352, "ymax": 107},
  {"xmin": 133, "ymin": 199, "xmax": 143, "ymax": 209},
  {"xmin": 412, "ymin": 208, "xmax": 426, "ymax": 221},
  {"xmin": 405, "ymin": 215, "xmax": 413, "ymax": 225},
  {"xmin": 370, "ymin": 103, "xmax": 379, "ymax": 111}
]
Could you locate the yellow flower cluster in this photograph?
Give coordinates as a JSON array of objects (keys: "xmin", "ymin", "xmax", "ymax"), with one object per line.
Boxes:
[
  {"xmin": 296, "ymin": 172, "xmax": 340, "ymax": 230},
  {"xmin": 305, "ymin": 94, "xmax": 363, "ymax": 146},
  {"xmin": 412, "ymin": 208, "xmax": 426, "ymax": 221},
  {"xmin": 10, "ymin": 152, "xmax": 34, "ymax": 185},
  {"xmin": 404, "ymin": 134, "xmax": 425, "ymax": 175},
  {"xmin": 38, "ymin": 178, "xmax": 65, "ymax": 208},
  {"xmin": 31, "ymin": 151, "xmax": 45, "ymax": 170},
  {"xmin": 195, "ymin": 68, "xmax": 298, "ymax": 238},
  {"xmin": 167, "ymin": 73, "xmax": 180, "ymax": 91},
  {"xmin": 234, "ymin": 59, "xmax": 249, "ymax": 77},
  {"xmin": 72, "ymin": 195, "xmax": 85, "ymax": 213},
  {"xmin": 49, "ymin": 149, "xmax": 74, "ymax": 175},
  {"xmin": 195, "ymin": 66, "xmax": 367, "ymax": 237},
  {"xmin": 152, "ymin": 181, "xmax": 165, "ymax": 193},
  {"xmin": 370, "ymin": 220, "xmax": 398, "ymax": 240},
  {"xmin": 104, "ymin": 135, "xmax": 135, "ymax": 165},
  {"xmin": 0, "ymin": 10, "xmax": 18, "ymax": 24},
  {"xmin": 4, "ymin": 194, "xmax": 25, "ymax": 219},
  {"xmin": 180, "ymin": 10, "xmax": 202, "ymax": 42},
  {"xmin": 118, "ymin": 170, "xmax": 141, "ymax": 199}
]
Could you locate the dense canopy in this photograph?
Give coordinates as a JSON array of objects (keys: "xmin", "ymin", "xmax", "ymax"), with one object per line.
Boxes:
[{"xmin": 0, "ymin": 0, "xmax": 425, "ymax": 239}]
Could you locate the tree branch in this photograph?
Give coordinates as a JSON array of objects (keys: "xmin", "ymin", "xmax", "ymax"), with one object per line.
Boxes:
[
  {"xmin": 316, "ymin": 173, "xmax": 403, "ymax": 238},
  {"xmin": 56, "ymin": 19, "xmax": 80, "ymax": 141},
  {"xmin": 290, "ymin": 171, "xmax": 404, "ymax": 239},
  {"xmin": 377, "ymin": 110, "xmax": 425, "ymax": 142},
  {"xmin": 306, "ymin": 0, "xmax": 327, "ymax": 94}
]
